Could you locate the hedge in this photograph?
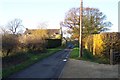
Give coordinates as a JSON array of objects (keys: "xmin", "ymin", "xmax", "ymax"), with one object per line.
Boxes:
[
  {"xmin": 83, "ymin": 32, "xmax": 120, "ymax": 58},
  {"xmin": 46, "ymin": 39, "xmax": 62, "ymax": 48}
]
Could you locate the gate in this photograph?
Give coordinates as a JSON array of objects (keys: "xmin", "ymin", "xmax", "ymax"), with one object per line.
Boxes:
[{"xmin": 110, "ymin": 49, "xmax": 120, "ymax": 65}]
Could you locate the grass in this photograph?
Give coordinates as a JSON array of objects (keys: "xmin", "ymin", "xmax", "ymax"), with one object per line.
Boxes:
[
  {"xmin": 70, "ymin": 47, "xmax": 109, "ymax": 64},
  {"xmin": 69, "ymin": 47, "xmax": 79, "ymax": 60},
  {"xmin": 2, "ymin": 47, "xmax": 63, "ymax": 78}
]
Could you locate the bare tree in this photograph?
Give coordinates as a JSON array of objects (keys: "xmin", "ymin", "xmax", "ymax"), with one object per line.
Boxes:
[
  {"xmin": 7, "ymin": 18, "xmax": 24, "ymax": 34},
  {"xmin": 0, "ymin": 26, "xmax": 9, "ymax": 35}
]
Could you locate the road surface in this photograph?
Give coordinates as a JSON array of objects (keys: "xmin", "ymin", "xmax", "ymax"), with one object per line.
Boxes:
[
  {"xmin": 60, "ymin": 59, "xmax": 119, "ymax": 78},
  {"xmin": 8, "ymin": 49, "xmax": 72, "ymax": 79}
]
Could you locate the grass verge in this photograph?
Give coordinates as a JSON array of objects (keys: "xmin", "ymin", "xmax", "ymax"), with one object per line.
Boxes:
[
  {"xmin": 2, "ymin": 47, "xmax": 63, "ymax": 78},
  {"xmin": 70, "ymin": 47, "xmax": 109, "ymax": 64}
]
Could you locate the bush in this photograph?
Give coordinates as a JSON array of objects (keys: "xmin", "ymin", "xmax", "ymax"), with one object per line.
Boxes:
[
  {"xmin": 102, "ymin": 33, "xmax": 120, "ymax": 58},
  {"xmin": 83, "ymin": 32, "xmax": 120, "ymax": 58},
  {"xmin": 70, "ymin": 48, "xmax": 109, "ymax": 64},
  {"xmin": 19, "ymin": 29, "xmax": 48, "ymax": 53},
  {"xmin": 83, "ymin": 35, "xmax": 93, "ymax": 52},
  {"xmin": 2, "ymin": 34, "xmax": 19, "ymax": 57},
  {"xmin": 2, "ymin": 29, "xmax": 48, "ymax": 57}
]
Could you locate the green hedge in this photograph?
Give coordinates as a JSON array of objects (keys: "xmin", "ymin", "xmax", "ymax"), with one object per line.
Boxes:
[{"xmin": 46, "ymin": 39, "xmax": 62, "ymax": 48}]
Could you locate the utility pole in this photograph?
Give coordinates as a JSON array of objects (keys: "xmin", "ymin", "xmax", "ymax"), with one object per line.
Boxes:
[
  {"xmin": 60, "ymin": 25, "xmax": 63, "ymax": 46},
  {"xmin": 79, "ymin": 0, "xmax": 83, "ymax": 58}
]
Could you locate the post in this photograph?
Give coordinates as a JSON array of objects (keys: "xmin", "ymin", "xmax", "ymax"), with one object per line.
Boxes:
[
  {"xmin": 118, "ymin": 1, "xmax": 120, "ymax": 32},
  {"xmin": 60, "ymin": 26, "xmax": 63, "ymax": 46},
  {"xmin": 110, "ymin": 49, "xmax": 114, "ymax": 65},
  {"xmin": 79, "ymin": 0, "xmax": 83, "ymax": 58}
]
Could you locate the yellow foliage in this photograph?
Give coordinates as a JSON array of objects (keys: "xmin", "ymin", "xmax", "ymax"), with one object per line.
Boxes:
[
  {"xmin": 84, "ymin": 35, "xmax": 93, "ymax": 52},
  {"xmin": 55, "ymin": 34, "xmax": 61, "ymax": 39},
  {"xmin": 83, "ymin": 32, "xmax": 120, "ymax": 57},
  {"xmin": 18, "ymin": 29, "xmax": 48, "ymax": 51},
  {"xmin": 93, "ymin": 34, "xmax": 104, "ymax": 55},
  {"xmin": 19, "ymin": 29, "xmax": 48, "ymax": 44}
]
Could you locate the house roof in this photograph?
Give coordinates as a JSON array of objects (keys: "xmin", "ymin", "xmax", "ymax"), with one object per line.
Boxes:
[
  {"xmin": 47, "ymin": 29, "xmax": 60, "ymax": 34},
  {"xmin": 24, "ymin": 28, "xmax": 60, "ymax": 35}
]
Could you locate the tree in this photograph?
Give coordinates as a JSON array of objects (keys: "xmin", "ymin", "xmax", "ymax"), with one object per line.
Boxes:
[
  {"xmin": 61, "ymin": 7, "xmax": 112, "ymax": 39},
  {"xmin": 0, "ymin": 27, "xmax": 9, "ymax": 35},
  {"xmin": 2, "ymin": 34, "xmax": 18, "ymax": 56},
  {"xmin": 19, "ymin": 29, "xmax": 48, "ymax": 52},
  {"xmin": 7, "ymin": 18, "xmax": 24, "ymax": 34}
]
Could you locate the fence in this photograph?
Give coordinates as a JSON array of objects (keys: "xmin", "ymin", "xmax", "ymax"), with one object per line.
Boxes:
[{"xmin": 110, "ymin": 49, "xmax": 120, "ymax": 65}]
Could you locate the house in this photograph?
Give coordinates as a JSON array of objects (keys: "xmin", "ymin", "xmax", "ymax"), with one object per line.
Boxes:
[
  {"xmin": 23, "ymin": 28, "xmax": 62, "ymax": 48},
  {"xmin": 24, "ymin": 28, "xmax": 62, "ymax": 39}
]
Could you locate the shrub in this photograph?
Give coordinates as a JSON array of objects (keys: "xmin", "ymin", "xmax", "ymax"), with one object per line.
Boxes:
[
  {"xmin": 83, "ymin": 32, "xmax": 120, "ymax": 58},
  {"xmin": 2, "ymin": 34, "xmax": 19, "ymax": 57},
  {"xmin": 102, "ymin": 32, "xmax": 120, "ymax": 58},
  {"xmin": 83, "ymin": 35, "xmax": 93, "ymax": 53},
  {"xmin": 93, "ymin": 34, "xmax": 104, "ymax": 56},
  {"xmin": 2, "ymin": 29, "xmax": 48, "ymax": 57},
  {"xmin": 19, "ymin": 29, "xmax": 47, "ymax": 52}
]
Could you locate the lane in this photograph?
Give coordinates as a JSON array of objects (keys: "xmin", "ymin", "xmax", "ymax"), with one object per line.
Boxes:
[
  {"xmin": 9, "ymin": 48, "xmax": 72, "ymax": 78},
  {"xmin": 60, "ymin": 59, "xmax": 118, "ymax": 78}
]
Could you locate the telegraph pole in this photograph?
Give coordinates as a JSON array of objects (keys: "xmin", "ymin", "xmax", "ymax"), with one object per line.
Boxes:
[
  {"xmin": 60, "ymin": 25, "xmax": 63, "ymax": 46},
  {"xmin": 79, "ymin": 0, "xmax": 83, "ymax": 58}
]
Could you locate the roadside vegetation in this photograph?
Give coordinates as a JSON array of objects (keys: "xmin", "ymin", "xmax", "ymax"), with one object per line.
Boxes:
[
  {"xmin": 2, "ymin": 47, "xmax": 63, "ymax": 78},
  {"xmin": 70, "ymin": 47, "xmax": 109, "ymax": 64},
  {"xmin": 61, "ymin": 6, "xmax": 120, "ymax": 65},
  {"xmin": 1, "ymin": 19, "xmax": 65, "ymax": 78},
  {"xmin": 1, "ymin": 5, "xmax": 119, "ymax": 78}
]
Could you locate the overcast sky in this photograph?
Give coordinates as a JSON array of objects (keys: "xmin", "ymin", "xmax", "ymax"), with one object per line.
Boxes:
[{"xmin": 0, "ymin": 0, "xmax": 119, "ymax": 32}]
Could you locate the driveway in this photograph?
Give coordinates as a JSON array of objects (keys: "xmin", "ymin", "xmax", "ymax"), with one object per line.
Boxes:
[
  {"xmin": 8, "ymin": 49, "xmax": 72, "ymax": 78},
  {"xmin": 60, "ymin": 59, "xmax": 119, "ymax": 78}
]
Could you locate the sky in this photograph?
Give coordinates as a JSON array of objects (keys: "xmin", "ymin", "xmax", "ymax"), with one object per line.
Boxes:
[{"xmin": 0, "ymin": 0, "xmax": 119, "ymax": 32}]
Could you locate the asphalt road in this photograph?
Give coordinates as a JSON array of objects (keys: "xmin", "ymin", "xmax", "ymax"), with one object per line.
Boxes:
[
  {"xmin": 60, "ymin": 59, "xmax": 119, "ymax": 78},
  {"xmin": 8, "ymin": 48, "xmax": 72, "ymax": 79}
]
